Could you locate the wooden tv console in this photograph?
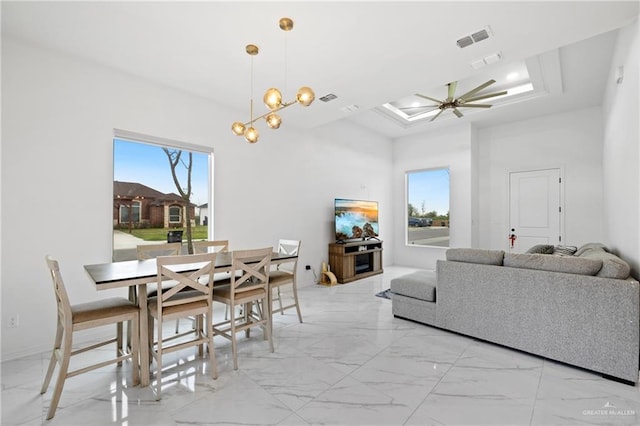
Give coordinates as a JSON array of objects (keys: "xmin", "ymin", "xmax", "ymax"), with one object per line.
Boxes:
[{"xmin": 328, "ymin": 240, "xmax": 383, "ymax": 283}]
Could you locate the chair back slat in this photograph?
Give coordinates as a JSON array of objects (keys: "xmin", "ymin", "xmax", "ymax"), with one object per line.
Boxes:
[
  {"xmin": 156, "ymin": 253, "xmax": 216, "ymax": 305},
  {"xmin": 278, "ymin": 239, "xmax": 300, "ymax": 256},
  {"xmin": 231, "ymin": 248, "xmax": 272, "ymax": 294},
  {"xmin": 193, "ymin": 240, "xmax": 229, "ymax": 254},
  {"xmin": 137, "ymin": 242, "xmax": 182, "ymax": 260}
]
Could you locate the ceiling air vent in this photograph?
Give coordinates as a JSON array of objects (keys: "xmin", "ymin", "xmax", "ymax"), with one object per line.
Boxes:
[
  {"xmin": 471, "ymin": 29, "xmax": 489, "ymax": 43},
  {"xmin": 456, "ymin": 36, "xmax": 474, "ymax": 48},
  {"xmin": 456, "ymin": 26, "xmax": 492, "ymax": 48},
  {"xmin": 320, "ymin": 93, "xmax": 338, "ymax": 102}
]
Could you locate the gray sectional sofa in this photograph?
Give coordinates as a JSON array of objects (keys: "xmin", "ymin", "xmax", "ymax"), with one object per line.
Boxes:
[{"xmin": 391, "ymin": 243, "xmax": 640, "ymax": 384}]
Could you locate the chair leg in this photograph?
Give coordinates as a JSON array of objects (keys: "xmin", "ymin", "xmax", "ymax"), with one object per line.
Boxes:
[
  {"xmin": 127, "ymin": 286, "xmax": 137, "ymax": 351},
  {"xmin": 155, "ymin": 316, "xmax": 162, "ymax": 401},
  {"xmin": 46, "ymin": 329, "xmax": 73, "ymax": 420},
  {"xmin": 244, "ymin": 303, "xmax": 250, "ymax": 338},
  {"xmin": 206, "ymin": 310, "xmax": 218, "ymax": 379},
  {"xmin": 116, "ymin": 322, "xmax": 123, "ymax": 366},
  {"xmin": 196, "ymin": 315, "xmax": 204, "ymax": 357},
  {"xmin": 264, "ymin": 294, "xmax": 274, "ymax": 353},
  {"xmin": 174, "ymin": 318, "xmax": 180, "ymax": 334},
  {"xmin": 41, "ymin": 321, "xmax": 64, "ymax": 394},
  {"xmin": 230, "ymin": 304, "xmax": 238, "ymax": 370},
  {"xmin": 130, "ymin": 316, "xmax": 140, "ymax": 386},
  {"xmin": 291, "ymin": 282, "xmax": 303, "ymax": 323},
  {"xmin": 276, "ymin": 287, "xmax": 284, "ymax": 315}
]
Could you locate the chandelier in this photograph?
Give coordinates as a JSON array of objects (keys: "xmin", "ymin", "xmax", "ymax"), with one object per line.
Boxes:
[{"xmin": 231, "ymin": 17, "xmax": 315, "ymax": 143}]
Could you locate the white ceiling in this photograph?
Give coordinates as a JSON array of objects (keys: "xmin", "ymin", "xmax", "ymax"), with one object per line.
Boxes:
[{"xmin": 2, "ymin": 1, "xmax": 638, "ymax": 139}]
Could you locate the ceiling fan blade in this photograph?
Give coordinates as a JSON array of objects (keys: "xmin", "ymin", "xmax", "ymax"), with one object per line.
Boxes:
[
  {"xmin": 446, "ymin": 81, "xmax": 457, "ymax": 101},
  {"xmin": 459, "ymin": 103, "xmax": 493, "ymax": 108},
  {"xmin": 415, "ymin": 93, "xmax": 443, "ymax": 104},
  {"xmin": 463, "ymin": 90, "xmax": 508, "ymax": 103},
  {"xmin": 452, "ymin": 108, "xmax": 464, "ymax": 118},
  {"xmin": 430, "ymin": 109, "xmax": 445, "ymax": 122},
  {"xmin": 457, "ymin": 79, "xmax": 497, "ymax": 101}
]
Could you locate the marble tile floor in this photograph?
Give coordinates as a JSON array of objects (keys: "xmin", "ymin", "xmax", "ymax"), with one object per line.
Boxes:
[{"xmin": 2, "ymin": 266, "xmax": 639, "ymax": 425}]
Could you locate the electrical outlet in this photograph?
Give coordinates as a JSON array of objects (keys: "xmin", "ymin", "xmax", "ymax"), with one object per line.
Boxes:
[
  {"xmin": 305, "ymin": 265, "xmax": 311, "ymax": 270},
  {"xmin": 7, "ymin": 315, "xmax": 19, "ymax": 328}
]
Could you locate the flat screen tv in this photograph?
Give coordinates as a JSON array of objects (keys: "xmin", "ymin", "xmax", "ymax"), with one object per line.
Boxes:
[{"xmin": 334, "ymin": 198, "xmax": 379, "ymax": 242}]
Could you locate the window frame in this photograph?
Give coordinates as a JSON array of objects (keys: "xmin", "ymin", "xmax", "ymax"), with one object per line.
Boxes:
[
  {"xmin": 112, "ymin": 129, "xmax": 214, "ymax": 259},
  {"xmin": 168, "ymin": 205, "xmax": 182, "ymax": 224},
  {"xmin": 405, "ymin": 166, "xmax": 450, "ymax": 247}
]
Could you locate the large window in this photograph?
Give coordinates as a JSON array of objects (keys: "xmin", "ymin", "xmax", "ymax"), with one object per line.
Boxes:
[
  {"xmin": 112, "ymin": 130, "xmax": 213, "ymax": 261},
  {"xmin": 406, "ymin": 167, "xmax": 450, "ymax": 247}
]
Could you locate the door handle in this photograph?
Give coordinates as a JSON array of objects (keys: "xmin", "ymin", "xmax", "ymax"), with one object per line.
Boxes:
[{"xmin": 508, "ymin": 229, "xmax": 517, "ymax": 248}]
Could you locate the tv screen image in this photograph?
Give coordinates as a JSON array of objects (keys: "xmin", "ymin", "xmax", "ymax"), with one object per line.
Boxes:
[{"xmin": 334, "ymin": 198, "xmax": 379, "ymax": 242}]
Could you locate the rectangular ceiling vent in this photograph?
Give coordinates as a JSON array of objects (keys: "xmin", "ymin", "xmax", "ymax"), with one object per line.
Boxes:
[
  {"xmin": 456, "ymin": 36, "xmax": 474, "ymax": 48},
  {"xmin": 457, "ymin": 26, "xmax": 492, "ymax": 48},
  {"xmin": 320, "ymin": 93, "xmax": 338, "ymax": 102}
]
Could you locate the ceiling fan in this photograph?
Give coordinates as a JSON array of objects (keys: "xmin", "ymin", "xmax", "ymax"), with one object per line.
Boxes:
[{"xmin": 402, "ymin": 79, "xmax": 508, "ymax": 122}]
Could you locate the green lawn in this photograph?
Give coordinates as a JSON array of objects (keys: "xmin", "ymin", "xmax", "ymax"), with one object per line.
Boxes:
[{"xmin": 124, "ymin": 226, "xmax": 208, "ymax": 241}]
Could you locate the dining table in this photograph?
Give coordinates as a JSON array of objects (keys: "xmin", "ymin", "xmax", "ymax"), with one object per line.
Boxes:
[{"xmin": 84, "ymin": 250, "xmax": 298, "ymax": 386}]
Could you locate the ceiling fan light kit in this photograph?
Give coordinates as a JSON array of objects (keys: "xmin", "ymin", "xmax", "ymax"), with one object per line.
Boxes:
[{"xmin": 231, "ymin": 17, "xmax": 315, "ymax": 143}]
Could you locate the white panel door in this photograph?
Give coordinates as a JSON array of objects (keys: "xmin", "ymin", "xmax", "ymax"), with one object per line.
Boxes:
[{"xmin": 509, "ymin": 169, "xmax": 562, "ymax": 253}]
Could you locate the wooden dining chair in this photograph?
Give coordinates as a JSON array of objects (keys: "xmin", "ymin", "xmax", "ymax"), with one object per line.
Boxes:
[
  {"xmin": 192, "ymin": 239, "xmax": 234, "ymax": 323},
  {"xmin": 212, "ymin": 247, "xmax": 273, "ymax": 370},
  {"xmin": 41, "ymin": 256, "xmax": 140, "ymax": 420},
  {"xmin": 269, "ymin": 239, "xmax": 303, "ymax": 323},
  {"xmin": 147, "ymin": 252, "xmax": 218, "ymax": 400},
  {"xmin": 136, "ymin": 242, "xmax": 183, "ymax": 332},
  {"xmin": 193, "ymin": 239, "xmax": 229, "ymax": 254}
]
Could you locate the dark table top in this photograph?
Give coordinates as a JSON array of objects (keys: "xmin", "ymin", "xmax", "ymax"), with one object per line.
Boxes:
[{"xmin": 84, "ymin": 251, "xmax": 297, "ymax": 290}]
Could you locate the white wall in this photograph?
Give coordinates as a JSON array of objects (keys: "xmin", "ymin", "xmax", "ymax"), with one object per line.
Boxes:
[
  {"xmin": 1, "ymin": 38, "xmax": 393, "ymax": 360},
  {"xmin": 602, "ymin": 18, "xmax": 639, "ymax": 278},
  {"xmin": 476, "ymin": 107, "xmax": 605, "ymax": 251},
  {"xmin": 392, "ymin": 124, "xmax": 473, "ymax": 270}
]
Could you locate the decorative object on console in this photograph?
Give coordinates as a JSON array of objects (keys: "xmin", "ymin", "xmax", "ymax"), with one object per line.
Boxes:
[
  {"xmin": 318, "ymin": 262, "xmax": 338, "ymax": 286},
  {"xmin": 231, "ymin": 17, "xmax": 315, "ymax": 143}
]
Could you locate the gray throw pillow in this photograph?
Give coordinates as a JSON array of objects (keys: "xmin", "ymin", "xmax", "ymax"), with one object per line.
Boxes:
[
  {"xmin": 574, "ymin": 243, "xmax": 609, "ymax": 257},
  {"xmin": 579, "ymin": 250, "xmax": 631, "ymax": 279},
  {"xmin": 552, "ymin": 245, "xmax": 578, "ymax": 256},
  {"xmin": 526, "ymin": 244, "xmax": 555, "ymax": 254}
]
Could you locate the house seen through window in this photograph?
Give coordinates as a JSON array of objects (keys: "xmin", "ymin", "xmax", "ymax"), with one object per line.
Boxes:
[{"xmin": 113, "ymin": 132, "xmax": 212, "ymax": 261}]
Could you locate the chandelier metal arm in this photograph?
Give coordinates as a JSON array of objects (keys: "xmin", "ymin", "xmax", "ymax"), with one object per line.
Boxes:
[{"xmin": 241, "ymin": 100, "xmax": 297, "ymax": 126}]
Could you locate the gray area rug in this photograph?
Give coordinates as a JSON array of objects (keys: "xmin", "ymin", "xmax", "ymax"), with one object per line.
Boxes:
[{"xmin": 375, "ymin": 289, "xmax": 392, "ymax": 299}]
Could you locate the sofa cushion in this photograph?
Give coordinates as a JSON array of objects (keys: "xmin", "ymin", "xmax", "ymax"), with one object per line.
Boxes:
[
  {"xmin": 390, "ymin": 271, "xmax": 436, "ymax": 302},
  {"xmin": 445, "ymin": 248, "xmax": 504, "ymax": 266},
  {"xmin": 575, "ymin": 242, "xmax": 609, "ymax": 257},
  {"xmin": 578, "ymin": 250, "xmax": 630, "ymax": 279},
  {"xmin": 526, "ymin": 244, "xmax": 555, "ymax": 254},
  {"xmin": 504, "ymin": 253, "xmax": 602, "ymax": 275}
]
